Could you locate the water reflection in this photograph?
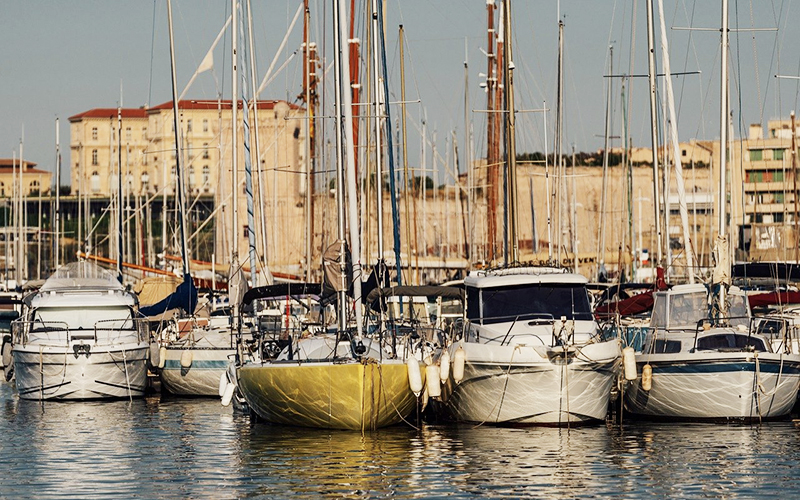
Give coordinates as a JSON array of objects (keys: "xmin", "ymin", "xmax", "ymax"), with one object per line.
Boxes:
[{"xmin": 1, "ymin": 379, "xmax": 800, "ymax": 499}]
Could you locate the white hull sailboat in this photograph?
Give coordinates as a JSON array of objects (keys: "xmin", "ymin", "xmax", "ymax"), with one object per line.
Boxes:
[
  {"xmin": 438, "ymin": 268, "xmax": 621, "ymax": 425},
  {"xmin": 12, "ymin": 262, "xmax": 148, "ymax": 400},
  {"xmin": 624, "ymin": 284, "xmax": 800, "ymax": 421}
]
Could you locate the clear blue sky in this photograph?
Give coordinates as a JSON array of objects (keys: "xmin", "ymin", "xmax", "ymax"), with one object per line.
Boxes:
[{"xmin": 1, "ymin": 1, "xmax": 798, "ymax": 187}]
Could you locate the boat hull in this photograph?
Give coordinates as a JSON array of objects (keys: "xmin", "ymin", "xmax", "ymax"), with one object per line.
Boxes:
[
  {"xmin": 441, "ymin": 340, "xmax": 620, "ymax": 425},
  {"xmin": 624, "ymin": 352, "xmax": 800, "ymax": 420},
  {"xmin": 238, "ymin": 359, "xmax": 420, "ymax": 430},
  {"xmin": 160, "ymin": 347, "xmax": 234, "ymax": 397},
  {"xmin": 13, "ymin": 343, "xmax": 148, "ymax": 400}
]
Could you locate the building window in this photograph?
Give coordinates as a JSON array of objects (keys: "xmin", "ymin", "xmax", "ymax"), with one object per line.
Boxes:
[
  {"xmin": 749, "ymin": 150, "xmax": 762, "ymax": 162},
  {"xmin": 91, "ymin": 171, "xmax": 100, "ymax": 193},
  {"xmin": 203, "ymin": 143, "xmax": 209, "ymax": 159},
  {"xmin": 187, "ymin": 119, "xmax": 192, "ymax": 132},
  {"xmin": 91, "ymin": 149, "xmax": 99, "ymax": 166},
  {"xmin": 681, "ymin": 149, "xmax": 687, "ymax": 157},
  {"xmin": 203, "ymin": 119, "xmax": 209, "ymax": 132},
  {"xmin": 125, "ymin": 127, "xmax": 132, "ymax": 142},
  {"xmin": 142, "ymin": 127, "xmax": 147, "ymax": 140},
  {"xmin": 171, "ymin": 166, "xmax": 176, "ymax": 186},
  {"xmin": 141, "ymin": 171, "xmax": 150, "ymax": 192},
  {"xmin": 92, "ymin": 127, "xmax": 98, "ymax": 140},
  {"xmin": 0, "ymin": 182, "xmax": 4, "ymax": 197},
  {"xmin": 29, "ymin": 180, "xmax": 39, "ymax": 195},
  {"xmin": 202, "ymin": 165, "xmax": 210, "ymax": 184},
  {"xmin": 774, "ymin": 149, "xmax": 785, "ymax": 161},
  {"xmin": 189, "ymin": 167, "xmax": 196, "ymax": 189}
]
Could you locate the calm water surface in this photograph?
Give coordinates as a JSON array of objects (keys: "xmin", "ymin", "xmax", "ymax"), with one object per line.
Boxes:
[{"xmin": 1, "ymin": 381, "xmax": 800, "ymax": 499}]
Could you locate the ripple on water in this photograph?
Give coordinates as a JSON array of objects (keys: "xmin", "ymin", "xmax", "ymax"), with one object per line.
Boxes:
[{"xmin": 2, "ymin": 381, "xmax": 800, "ymax": 498}]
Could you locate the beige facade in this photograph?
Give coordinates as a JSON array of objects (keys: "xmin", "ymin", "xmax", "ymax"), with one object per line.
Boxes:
[
  {"xmin": 0, "ymin": 159, "xmax": 52, "ymax": 198},
  {"xmin": 69, "ymin": 100, "xmax": 309, "ymax": 273}
]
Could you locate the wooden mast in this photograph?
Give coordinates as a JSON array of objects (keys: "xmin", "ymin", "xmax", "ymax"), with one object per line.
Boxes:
[{"xmin": 485, "ymin": 0, "xmax": 498, "ymax": 263}]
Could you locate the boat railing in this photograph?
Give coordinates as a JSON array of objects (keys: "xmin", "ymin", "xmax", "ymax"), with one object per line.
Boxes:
[
  {"xmin": 94, "ymin": 318, "xmax": 149, "ymax": 344},
  {"xmin": 11, "ymin": 318, "xmax": 148, "ymax": 347},
  {"xmin": 12, "ymin": 320, "xmax": 70, "ymax": 346}
]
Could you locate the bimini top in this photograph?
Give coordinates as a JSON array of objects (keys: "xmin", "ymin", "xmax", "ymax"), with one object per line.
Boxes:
[
  {"xmin": 465, "ymin": 266, "xmax": 587, "ymax": 289},
  {"xmin": 40, "ymin": 261, "xmax": 124, "ymax": 292}
]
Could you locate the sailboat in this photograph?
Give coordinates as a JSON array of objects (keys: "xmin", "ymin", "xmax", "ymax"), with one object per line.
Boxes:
[
  {"xmin": 234, "ymin": 0, "xmax": 422, "ymax": 430},
  {"xmin": 623, "ymin": 0, "xmax": 800, "ymax": 421}
]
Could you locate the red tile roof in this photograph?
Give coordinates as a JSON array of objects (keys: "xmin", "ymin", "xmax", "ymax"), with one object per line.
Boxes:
[
  {"xmin": 0, "ymin": 159, "xmax": 37, "ymax": 168},
  {"xmin": 0, "ymin": 167, "xmax": 50, "ymax": 175},
  {"xmin": 148, "ymin": 99, "xmax": 302, "ymax": 112},
  {"xmin": 68, "ymin": 108, "xmax": 149, "ymax": 121}
]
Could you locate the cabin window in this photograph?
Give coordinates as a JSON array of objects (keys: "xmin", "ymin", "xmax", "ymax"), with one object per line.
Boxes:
[
  {"xmin": 696, "ymin": 334, "xmax": 766, "ymax": 352},
  {"xmin": 652, "ymin": 339, "xmax": 681, "ymax": 353}
]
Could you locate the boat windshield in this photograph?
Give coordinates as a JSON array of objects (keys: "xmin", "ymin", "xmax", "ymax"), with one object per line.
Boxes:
[
  {"xmin": 35, "ymin": 306, "xmax": 133, "ymax": 330},
  {"xmin": 467, "ymin": 283, "xmax": 593, "ymax": 324},
  {"xmin": 651, "ymin": 290, "xmax": 749, "ymax": 329}
]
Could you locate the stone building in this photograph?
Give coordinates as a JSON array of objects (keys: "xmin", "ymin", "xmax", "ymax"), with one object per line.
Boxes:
[{"xmin": 0, "ymin": 159, "xmax": 52, "ymax": 197}]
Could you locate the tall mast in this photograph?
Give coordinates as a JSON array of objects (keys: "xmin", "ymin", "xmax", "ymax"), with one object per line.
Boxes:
[
  {"xmin": 792, "ymin": 111, "xmax": 798, "ymax": 263},
  {"xmin": 246, "ymin": 0, "xmax": 269, "ymax": 285},
  {"xmin": 645, "ymin": 0, "xmax": 663, "ymax": 268},
  {"xmin": 301, "ymin": 2, "xmax": 315, "ymax": 282},
  {"xmin": 54, "ymin": 118, "xmax": 61, "ymax": 270},
  {"xmin": 116, "ymin": 107, "xmax": 123, "ymax": 281},
  {"xmin": 464, "ymin": 38, "xmax": 472, "ymax": 269},
  {"xmin": 713, "ymin": 0, "xmax": 730, "ymax": 318},
  {"xmin": 485, "ymin": 0, "xmax": 498, "ymax": 263},
  {"xmin": 371, "ymin": 0, "xmax": 386, "ymax": 284},
  {"xmin": 502, "ymin": 0, "xmax": 518, "ymax": 263},
  {"xmin": 167, "ymin": 0, "xmax": 190, "ymax": 281},
  {"xmin": 555, "ymin": 20, "xmax": 564, "ymax": 265},
  {"xmin": 597, "ymin": 46, "xmax": 612, "ymax": 279},
  {"xmin": 400, "ymin": 25, "xmax": 413, "ymax": 283}
]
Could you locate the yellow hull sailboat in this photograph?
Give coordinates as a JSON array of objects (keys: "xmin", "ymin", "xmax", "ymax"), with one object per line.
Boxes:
[{"xmin": 238, "ymin": 343, "xmax": 422, "ymax": 430}]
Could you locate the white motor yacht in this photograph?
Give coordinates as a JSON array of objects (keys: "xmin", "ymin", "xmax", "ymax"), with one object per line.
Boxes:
[
  {"xmin": 438, "ymin": 267, "xmax": 621, "ymax": 425},
  {"xmin": 12, "ymin": 262, "xmax": 148, "ymax": 400}
]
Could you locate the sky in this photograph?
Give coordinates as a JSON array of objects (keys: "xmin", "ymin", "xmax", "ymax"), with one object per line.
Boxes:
[{"xmin": 1, "ymin": 0, "xmax": 799, "ymax": 188}]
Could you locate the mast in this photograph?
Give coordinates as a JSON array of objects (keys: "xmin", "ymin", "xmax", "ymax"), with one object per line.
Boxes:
[
  {"xmin": 400, "ymin": 25, "xmax": 413, "ymax": 283},
  {"xmin": 555, "ymin": 20, "xmax": 564, "ymax": 265},
  {"xmin": 502, "ymin": 0, "xmax": 518, "ymax": 263},
  {"xmin": 793, "ymin": 111, "xmax": 798, "ymax": 263},
  {"xmin": 301, "ymin": 2, "xmax": 315, "ymax": 282},
  {"xmin": 231, "ymin": 0, "xmax": 241, "ymax": 327},
  {"xmin": 54, "ymin": 118, "xmax": 61, "ymax": 271},
  {"xmin": 464, "ymin": 38, "xmax": 472, "ymax": 269},
  {"xmin": 485, "ymin": 0, "xmax": 498, "ymax": 263},
  {"xmin": 371, "ymin": 0, "xmax": 385, "ymax": 286},
  {"xmin": 246, "ymin": 0, "xmax": 270, "ymax": 285},
  {"xmin": 657, "ymin": 0, "xmax": 695, "ymax": 283},
  {"xmin": 713, "ymin": 0, "xmax": 730, "ymax": 318},
  {"xmin": 166, "ymin": 0, "xmax": 190, "ymax": 280},
  {"xmin": 116, "ymin": 107, "xmax": 124, "ymax": 281},
  {"xmin": 241, "ymin": 0, "xmax": 259, "ymax": 286},
  {"xmin": 597, "ymin": 46, "xmax": 612, "ymax": 279},
  {"xmin": 645, "ymin": 0, "xmax": 664, "ymax": 268}
]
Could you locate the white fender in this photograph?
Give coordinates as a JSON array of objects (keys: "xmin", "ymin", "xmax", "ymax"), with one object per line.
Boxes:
[
  {"xmin": 439, "ymin": 349, "xmax": 450, "ymax": 382},
  {"xmin": 406, "ymin": 356, "xmax": 423, "ymax": 396},
  {"xmin": 158, "ymin": 346, "xmax": 167, "ymax": 369},
  {"xmin": 180, "ymin": 348, "xmax": 193, "ymax": 368},
  {"xmin": 426, "ymin": 364, "xmax": 441, "ymax": 398},
  {"xmin": 641, "ymin": 363, "xmax": 652, "ymax": 391},
  {"xmin": 219, "ymin": 371, "xmax": 228, "ymax": 398},
  {"xmin": 623, "ymin": 347, "xmax": 637, "ymax": 381},
  {"xmin": 453, "ymin": 346, "xmax": 466, "ymax": 384},
  {"xmin": 221, "ymin": 382, "xmax": 235, "ymax": 407}
]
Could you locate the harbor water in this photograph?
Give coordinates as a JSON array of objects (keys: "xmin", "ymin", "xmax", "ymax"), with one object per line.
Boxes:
[{"xmin": 2, "ymin": 382, "xmax": 800, "ymax": 499}]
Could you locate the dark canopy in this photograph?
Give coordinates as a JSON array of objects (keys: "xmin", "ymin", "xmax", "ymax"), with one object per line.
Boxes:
[
  {"xmin": 241, "ymin": 282, "xmax": 322, "ymax": 306},
  {"xmin": 365, "ymin": 285, "xmax": 464, "ymax": 312}
]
